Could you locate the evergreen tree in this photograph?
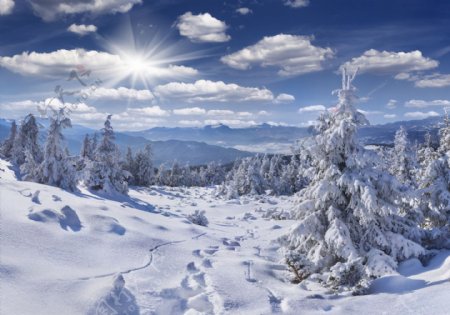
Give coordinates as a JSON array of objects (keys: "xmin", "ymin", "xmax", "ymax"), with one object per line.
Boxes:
[
  {"xmin": 0, "ymin": 120, "xmax": 17, "ymax": 159},
  {"xmin": 123, "ymin": 147, "xmax": 136, "ymax": 184},
  {"xmin": 12, "ymin": 114, "xmax": 42, "ymax": 166},
  {"xmin": 167, "ymin": 161, "xmax": 182, "ymax": 187},
  {"xmin": 419, "ymin": 116, "xmax": 450, "ymax": 249},
  {"xmin": 38, "ymin": 109, "xmax": 77, "ymax": 191},
  {"xmin": 280, "ymin": 70, "xmax": 424, "ymax": 292},
  {"xmin": 20, "ymin": 149, "xmax": 40, "ymax": 182},
  {"xmin": 133, "ymin": 144, "xmax": 154, "ymax": 186},
  {"xmin": 80, "ymin": 134, "xmax": 93, "ymax": 160},
  {"xmin": 156, "ymin": 163, "xmax": 167, "ymax": 186},
  {"xmin": 390, "ymin": 126, "xmax": 417, "ymax": 186},
  {"xmin": 91, "ymin": 132, "xmax": 99, "ymax": 153},
  {"xmin": 85, "ymin": 115, "xmax": 128, "ymax": 194}
]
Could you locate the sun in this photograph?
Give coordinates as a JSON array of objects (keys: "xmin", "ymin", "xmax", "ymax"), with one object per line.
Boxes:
[
  {"xmin": 122, "ymin": 52, "xmax": 153, "ymax": 78},
  {"xmin": 95, "ymin": 18, "xmax": 206, "ymax": 93}
]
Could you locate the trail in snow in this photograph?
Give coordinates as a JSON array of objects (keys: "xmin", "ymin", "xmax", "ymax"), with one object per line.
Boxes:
[{"xmin": 77, "ymin": 233, "xmax": 206, "ymax": 281}]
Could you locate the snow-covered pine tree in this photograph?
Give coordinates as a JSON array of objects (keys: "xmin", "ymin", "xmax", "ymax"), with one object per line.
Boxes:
[
  {"xmin": 438, "ymin": 109, "xmax": 450, "ymax": 154},
  {"xmin": 418, "ymin": 113, "xmax": 450, "ymax": 249},
  {"xmin": 37, "ymin": 109, "xmax": 77, "ymax": 191},
  {"xmin": 280, "ymin": 69, "xmax": 424, "ymax": 293},
  {"xmin": 123, "ymin": 147, "xmax": 136, "ymax": 185},
  {"xmin": 91, "ymin": 132, "xmax": 99, "ymax": 153},
  {"xmin": 80, "ymin": 134, "xmax": 93, "ymax": 160},
  {"xmin": 12, "ymin": 114, "xmax": 42, "ymax": 166},
  {"xmin": 416, "ymin": 131, "xmax": 438, "ymax": 181},
  {"xmin": 247, "ymin": 157, "xmax": 264, "ymax": 195},
  {"xmin": 133, "ymin": 144, "xmax": 154, "ymax": 186},
  {"xmin": 0, "ymin": 120, "xmax": 17, "ymax": 159},
  {"xmin": 167, "ymin": 161, "xmax": 182, "ymax": 187},
  {"xmin": 390, "ymin": 126, "xmax": 417, "ymax": 187},
  {"xmin": 20, "ymin": 149, "xmax": 40, "ymax": 181},
  {"xmin": 268, "ymin": 154, "xmax": 284, "ymax": 195},
  {"xmin": 281, "ymin": 155, "xmax": 306, "ymax": 195},
  {"xmin": 85, "ymin": 115, "xmax": 128, "ymax": 194},
  {"xmin": 156, "ymin": 163, "xmax": 166, "ymax": 186}
]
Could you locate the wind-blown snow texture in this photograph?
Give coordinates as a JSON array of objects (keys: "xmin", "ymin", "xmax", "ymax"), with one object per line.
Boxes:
[{"xmin": 0, "ymin": 158, "xmax": 449, "ymax": 314}]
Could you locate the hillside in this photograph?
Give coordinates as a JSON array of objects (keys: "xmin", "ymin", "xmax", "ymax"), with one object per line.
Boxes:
[{"xmin": 1, "ymin": 158, "xmax": 449, "ymax": 315}]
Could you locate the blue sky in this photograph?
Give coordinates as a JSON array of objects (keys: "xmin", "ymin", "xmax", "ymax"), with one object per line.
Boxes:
[{"xmin": 1, "ymin": 0, "xmax": 450, "ymax": 130}]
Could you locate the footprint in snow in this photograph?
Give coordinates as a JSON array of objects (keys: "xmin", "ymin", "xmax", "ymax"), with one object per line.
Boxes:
[
  {"xmin": 90, "ymin": 215, "xmax": 126, "ymax": 235},
  {"xmin": 31, "ymin": 190, "xmax": 40, "ymax": 204},
  {"xmin": 88, "ymin": 274, "xmax": 140, "ymax": 315},
  {"xmin": 52, "ymin": 195, "xmax": 62, "ymax": 202},
  {"xmin": 28, "ymin": 205, "xmax": 82, "ymax": 232},
  {"xmin": 222, "ymin": 238, "xmax": 240, "ymax": 250}
]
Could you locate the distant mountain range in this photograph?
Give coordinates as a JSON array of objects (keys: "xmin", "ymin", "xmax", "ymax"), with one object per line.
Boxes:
[
  {"xmin": 0, "ymin": 118, "xmax": 253, "ymax": 166},
  {"xmin": 126, "ymin": 116, "xmax": 444, "ymax": 152},
  {"xmin": 0, "ymin": 115, "xmax": 445, "ymax": 165}
]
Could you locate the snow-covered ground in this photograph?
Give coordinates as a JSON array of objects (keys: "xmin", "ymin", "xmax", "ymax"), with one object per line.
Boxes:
[{"xmin": 1, "ymin": 158, "xmax": 449, "ymax": 315}]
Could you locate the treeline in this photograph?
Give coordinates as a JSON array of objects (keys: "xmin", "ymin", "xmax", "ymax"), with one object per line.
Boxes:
[{"xmin": 0, "ymin": 111, "xmax": 311, "ymax": 197}]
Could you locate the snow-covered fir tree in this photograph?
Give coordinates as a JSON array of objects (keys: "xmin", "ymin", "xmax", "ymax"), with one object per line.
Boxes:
[
  {"xmin": 282, "ymin": 155, "xmax": 307, "ymax": 195},
  {"xmin": 268, "ymin": 154, "xmax": 284, "ymax": 194},
  {"xmin": 156, "ymin": 163, "xmax": 167, "ymax": 186},
  {"xmin": 390, "ymin": 126, "xmax": 417, "ymax": 187},
  {"xmin": 20, "ymin": 149, "xmax": 40, "ymax": 182},
  {"xmin": 0, "ymin": 120, "xmax": 17, "ymax": 159},
  {"xmin": 418, "ymin": 115, "xmax": 450, "ymax": 249},
  {"xmin": 37, "ymin": 109, "xmax": 77, "ymax": 191},
  {"xmin": 80, "ymin": 134, "xmax": 94, "ymax": 160},
  {"xmin": 85, "ymin": 115, "xmax": 129, "ymax": 194},
  {"xmin": 280, "ymin": 70, "xmax": 424, "ymax": 293},
  {"xmin": 221, "ymin": 154, "xmax": 306, "ymax": 197},
  {"xmin": 416, "ymin": 131, "xmax": 438, "ymax": 180},
  {"xmin": 11, "ymin": 114, "xmax": 42, "ymax": 166},
  {"xmin": 133, "ymin": 144, "xmax": 155, "ymax": 186},
  {"xmin": 167, "ymin": 161, "xmax": 182, "ymax": 187},
  {"xmin": 123, "ymin": 147, "xmax": 137, "ymax": 184}
]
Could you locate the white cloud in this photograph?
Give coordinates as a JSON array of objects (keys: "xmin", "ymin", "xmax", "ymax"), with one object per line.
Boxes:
[
  {"xmin": 29, "ymin": 0, "xmax": 142, "ymax": 21},
  {"xmin": 221, "ymin": 34, "xmax": 334, "ymax": 76},
  {"xmin": 414, "ymin": 73, "xmax": 450, "ymax": 88},
  {"xmin": 298, "ymin": 104, "xmax": 326, "ymax": 113},
  {"xmin": 405, "ymin": 99, "xmax": 450, "ymax": 108},
  {"xmin": 126, "ymin": 106, "xmax": 170, "ymax": 117},
  {"xmin": 155, "ymin": 80, "xmax": 275, "ymax": 103},
  {"xmin": 384, "ymin": 114, "xmax": 397, "ymax": 119},
  {"xmin": 204, "ymin": 119, "xmax": 257, "ymax": 128},
  {"xmin": 88, "ymin": 87, "xmax": 154, "ymax": 101},
  {"xmin": 236, "ymin": 7, "xmax": 252, "ymax": 15},
  {"xmin": 178, "ymin": 120, "xmax": 203, "ymax": 127},
  {"xmin": 67, "ymin": 24, "xmax": 97, "ymax": 36},
  {"xmin": 0, "ymin": 98, "xmax": 98, "ymax": 121},
  {"xmin": 358, "ymin": 110, "xmax": 384, "ymax": 116},
  {"xmin": 340, "ymin": 49, "xmax": 438, "ymax": 74},
  {"xmin": 173, "ymin": 107, "xmax": 206, "ymax": 116},
  {"xmin": 386, "ymin": 99, "xmax": 397, "ymax": 109},
  {"xmin": 0, "ymin": 49, "xmax": 198, "ymax": 79},
  {"xmin": 0, "ymin": 0, "xmax": 14, "ymax": 15},
  {"xmin": 175, "ymin": 12, "xmax": 230, "ymax": 43},
  {"xmin": 274, "ymin": 93, "xmax": 295, "ymax": 104},
  {"xmin": 237, "ymin": 111, "xmax": 252, "ymax": 117},
  {"xmin": 258, "ymin": 110, "xmax": 269, "ymax": 116},
  {"xmin": 207, "ymin": 109, "xmax": 234, "ymax": 116},
  {"xmin": 404, "ymin": 111, "xmax": 440, "ymax": 119},
  {"xmin": 284, "ymin": 0, "xmax": 310, "ymax": 8}
]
